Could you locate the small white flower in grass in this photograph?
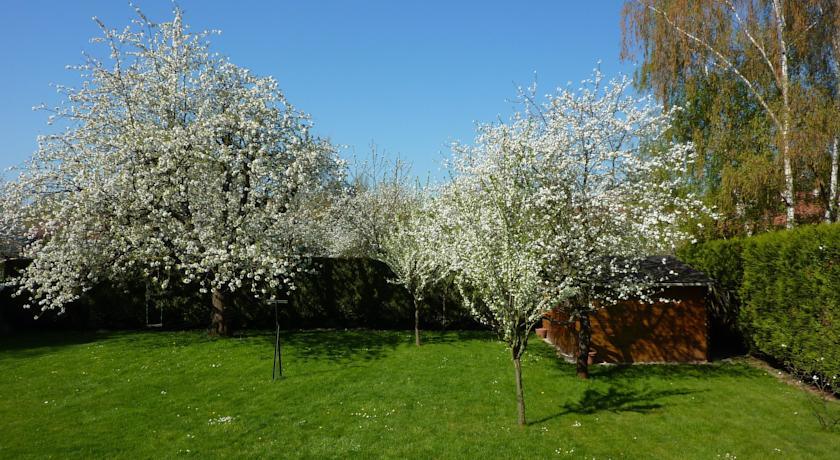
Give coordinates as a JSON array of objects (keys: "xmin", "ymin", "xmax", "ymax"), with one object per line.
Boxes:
[
  {"xmin": 572, "ymin": 420, "xmax": 581, "ymax": 427},
  {"xmin": 208, "ymin": 415, "xmax": 234, "ymax": 425},
  {"xmin": 160, "ymin": 390, "xmax": 167, "ymax": 395}
]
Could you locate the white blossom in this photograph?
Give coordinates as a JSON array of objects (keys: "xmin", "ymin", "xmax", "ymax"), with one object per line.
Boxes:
[{"xmin": 0, "ymin": 8, "xmax": 342, "ymax": 316}]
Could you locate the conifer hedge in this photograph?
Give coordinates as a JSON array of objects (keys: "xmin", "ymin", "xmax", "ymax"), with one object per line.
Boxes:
[{"xmin": 679, "ymin": 224, "xmax": 840, "ymax": 379}]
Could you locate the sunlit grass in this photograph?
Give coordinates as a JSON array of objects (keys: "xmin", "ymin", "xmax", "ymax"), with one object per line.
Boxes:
[{"xmin": 0, "ymin": 330, "xmax": 836, "ymax": 458}]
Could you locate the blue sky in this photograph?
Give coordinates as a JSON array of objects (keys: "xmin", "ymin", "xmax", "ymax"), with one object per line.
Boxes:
[{"xmin": 0, "ymin": 1, "xmax": 633, "ymax": 180}]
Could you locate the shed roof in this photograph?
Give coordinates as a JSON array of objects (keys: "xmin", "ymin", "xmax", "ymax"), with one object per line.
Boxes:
[
  {"xmin": 632, "ymin": 255, "xmax": 713, "ymax": 287},
  {"xmin": 593, "ymin": 255, "xmax": 713, "ymax": 288}
]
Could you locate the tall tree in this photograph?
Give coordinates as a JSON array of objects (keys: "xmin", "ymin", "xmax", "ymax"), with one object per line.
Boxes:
[
  {"xmin": 437, "ymin": 69, "xmax": 706, "ymax": 423},
  {"xmin": 437, "ymin": 129, "xmax": 548, "ymax": 426},
  {"xmin": 516, "ymin": 71, "xmax": 710, "ymax": 379},
  {"xmin": 0, "ymin": 8, "xmax": 342, "ymax": 334},
  {"xmin": 622, "ymin": 0, "xmax": 836, "ymax": 231}
]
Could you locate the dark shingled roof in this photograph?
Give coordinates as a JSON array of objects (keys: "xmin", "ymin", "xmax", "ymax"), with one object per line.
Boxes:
[
  {"xmin": 594, "ymin": 255, "xmax": 714, "ymax": 287},
  {"xmin": 0, "ymin": 236, "xmax": 25, "ymax": 259},
  {"xmin": 635, "ymin": 255, "xmax": 714, "ymax": 286}
]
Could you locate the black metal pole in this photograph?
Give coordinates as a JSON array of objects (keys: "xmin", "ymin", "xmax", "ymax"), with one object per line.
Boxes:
[
  {"xmin": 270, "ymin": 299, "xmax": 288, "ymax": 381},
  {"xmin": 272, "ymin": 301, "xmax": 281, "ymax": 380}
]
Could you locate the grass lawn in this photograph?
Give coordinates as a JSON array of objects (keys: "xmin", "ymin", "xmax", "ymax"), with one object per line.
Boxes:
[{"xmin": 0, "ymin": 330, "xmax": 837, "ymax": 459}]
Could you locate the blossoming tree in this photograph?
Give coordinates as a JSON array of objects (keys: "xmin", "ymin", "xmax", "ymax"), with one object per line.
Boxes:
[
  {"xmin": 520, "ymin": 70, "xmax": 710, "ymax": 379},
  {"xmin": 438, "ymin": 68, "xmax": 708, "ymax": 424},
  {"xmin": 0, "ymin": 9, "xmax": 342, "ymax": 335},
  {"xmin": 378, "ymin": 191, "xmax": 445, "ymax": 346},
  {"xmin": 437, "ymin": 126, "xmax": 551, "ymax": 426}
]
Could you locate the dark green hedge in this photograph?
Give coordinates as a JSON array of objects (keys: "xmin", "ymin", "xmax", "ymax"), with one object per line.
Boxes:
[
  {"xmin": 679, "ymin": 223, "xmax": 840, "ymax": 378},
  {"xmin": 0, "ymin": 257, "xmax": 471, "ymax": 333}
]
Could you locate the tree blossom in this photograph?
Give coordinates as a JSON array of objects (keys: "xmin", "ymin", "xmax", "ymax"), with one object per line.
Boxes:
[
  {"xmin": 436, "ymin": 130, "xmax": 550, "ymax": 426},
  {"xmin": 436, "ymin": 68, "xmax": 711, "ymax": 424},
  {"xmin": 518, "ymin": 69, "xmax": 711, "ymax": 378},
  {"xmin": 0, "ymin": 8, "xmax": 342, "ymax": 334},
  {"xmin": 378, "ymin": 189, "xmax": 446, "ymax": 346}
]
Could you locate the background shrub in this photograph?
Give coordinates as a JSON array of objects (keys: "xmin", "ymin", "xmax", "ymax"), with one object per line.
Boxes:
[
  {"xmin": 680, "ymin": 223, "xmax": 840, "ymax": 380},
  {"xmin": 0, "ymin": 257, "xmax": 473, "ymax": 333}
]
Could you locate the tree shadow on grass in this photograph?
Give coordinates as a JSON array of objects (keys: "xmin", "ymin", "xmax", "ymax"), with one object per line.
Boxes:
[
  {"xmin": 532, "ymin": 384, "xmax": 702, "ymax": 424},
  {"xmin": 246, "ymin": 329, "xmax": 498, "ymax": 364},
  {"xmin": 243, "ymin": 329, "xmax": 408, "ymax": 364},
  {"xmin": 589, "ymin": 361, "xmax": 761, "ymax": 380},
  {"xmin": 0, "ymin": 331, "xmax": 112, "ymax": 360}
]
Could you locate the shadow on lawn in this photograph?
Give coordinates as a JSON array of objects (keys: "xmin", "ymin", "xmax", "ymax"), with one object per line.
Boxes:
[
  {"xmin": 269, "ymin": 329, "xmax": 494, "ymax": 363},
  {"xmin": 532, "ymin": 384, "xmax": 702, "ymax": 423},
  {"xmin": 240, "ymin": 329, "xmax": 424, "ymax": 363},
  {"xmin": 0, "ymin": 331, "xmax": 111, "ymax": 360}
]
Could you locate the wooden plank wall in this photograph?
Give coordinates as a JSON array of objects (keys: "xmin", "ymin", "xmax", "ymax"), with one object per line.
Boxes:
[{"xmin": 542, "ymin": 287, "xmax": 709, "ymax": 363}]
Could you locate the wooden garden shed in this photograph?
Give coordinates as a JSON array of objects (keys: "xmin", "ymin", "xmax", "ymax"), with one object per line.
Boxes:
[{"xmin": 541, "ymin": 256, "xmax": 714, "ymax": 363}]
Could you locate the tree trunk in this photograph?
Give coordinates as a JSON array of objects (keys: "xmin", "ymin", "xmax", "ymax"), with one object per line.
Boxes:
[
  {"xmin": 441, "ymin": 290, "xmax": 447, "ymax": 331},
  {"xmin": 773, "ymin": 0, "xmax": 795, "ymax": 229},
  {"xmin": 414, "ymin": 298, "xmax": 421, "ymax": 346},
  {"xmin": 781, "ymin": 122, "xmax": 795, "ymax": 228},
  {"xmin": 576, "ymin": 310, "xmax": 591, "ymax": 379},
  {"xmin": 513, "ymin": 354, "xmax": 526, "ymax": 426},
  {"xmin": 827, "ymin": 138, "xmax": 839, "ymax": 222},
  {"xmin": 210, "ymin": 288, "xmax": 229, "ymax": 336}
]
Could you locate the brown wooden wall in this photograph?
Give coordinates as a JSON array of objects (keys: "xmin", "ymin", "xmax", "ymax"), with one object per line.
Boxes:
[{"xmin": 541, "ymin": 287, "xmax": 709, "ymax": 363}]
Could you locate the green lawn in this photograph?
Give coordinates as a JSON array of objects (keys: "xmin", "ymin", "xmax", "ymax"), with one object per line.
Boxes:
[{"xmin": 0, "ymin": 330, "xmax": 836, "ymax": 459}]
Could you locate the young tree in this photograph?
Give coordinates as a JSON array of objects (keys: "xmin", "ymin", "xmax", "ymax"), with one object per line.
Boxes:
[
  {"xmin": 326, "ymin": 146, "xmax": 415, "ymax": 258},
  {"xmin": 437, "ymin": 68, "xmax": 709, "ymax": 426},
  {"xmin": 437, "ymin": 121, "xmax": 553, "ymax": 427},
  {"xmin": 378, "ymin": 194, "xmax": 445, "ymax": 346},
  {"xmin": 327, "ymin": 148, "xmax": 444, "ymax": 345},
  {"xmin": 0, "ymin": 8, "xmax": 342, "ymax": 334},
  {"xmin": 518, "ymin": 70, "xmax": 711, "ymax": 378}
]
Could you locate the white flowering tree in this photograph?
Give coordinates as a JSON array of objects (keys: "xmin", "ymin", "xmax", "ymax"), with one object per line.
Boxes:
[
  {"xmin": 519, "ymin": 70, "xmax": 710, "ymax": 378},
  {"xmin": 378, "ymin": 191, "xmax": 445, "ymax": 346},
  {"xmin": 436, "ymin": 129, "xmax": 550, "ymax": 426},
  {"xmin": 326, "ymin": 148, "xmax": 444, "ymax": 345},
  {"xmin": 437, "ymin": 68, "xmax": 709, "ymax": 424},
  {"xmin": 326, "ymin": 147, "xmax": 415, "ymax": 257},
  {"xmin": 0, "ymin": 9, "xmax": 342, "ymax": 335}
]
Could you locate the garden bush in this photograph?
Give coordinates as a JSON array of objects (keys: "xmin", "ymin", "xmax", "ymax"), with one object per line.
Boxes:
[{"xmin": 680, "ymin": 223, "xmax": 840, "ymax": 381}]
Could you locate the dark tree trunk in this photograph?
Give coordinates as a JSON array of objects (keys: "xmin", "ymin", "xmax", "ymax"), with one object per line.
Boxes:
[
  {"xmin": 210, "ymin": 288, "xmax": 230, "ymax": 336},
  {"xmin": 414, "ymin": 298, "xmax": 421, "ymax": 346},
  {"xmin": 513, "ymin": 352, "xmax": 526, "ymax": 426},
  {"xmin": 441, "ymin": 291, "xmax": 447, "ymax": 331},
  {"xmin": 576, "ymin": 310, "xmax": 591, "ymax": 379}
]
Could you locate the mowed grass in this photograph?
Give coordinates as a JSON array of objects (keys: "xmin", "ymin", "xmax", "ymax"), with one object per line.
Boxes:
[{"xmin": 0, "ymin": 330, "xmax": 837, "ymax": 459}]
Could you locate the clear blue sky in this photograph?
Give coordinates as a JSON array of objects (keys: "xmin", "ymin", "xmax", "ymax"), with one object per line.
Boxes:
[{"xmin": 0, "ymin": 1, "xmax": 633, "ymax": 180}]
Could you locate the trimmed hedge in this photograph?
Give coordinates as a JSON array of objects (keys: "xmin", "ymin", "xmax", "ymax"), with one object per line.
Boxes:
[
  {"xmin": 0, "ymin": 257, "xmax": 471, "ymax": 333},
  {"xmin": 679, "ymin": 224, "xmax": 840, "ymax": 378}
]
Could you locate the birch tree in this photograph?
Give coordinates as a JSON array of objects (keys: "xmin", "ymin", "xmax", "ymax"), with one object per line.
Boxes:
[
  {"xmin": 0, "ymin": 8, "xmax": 342, "ymax": 335},
  {"xmin": 622, "ymin": 0, "xmax": 828, "ymax": 229}
]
